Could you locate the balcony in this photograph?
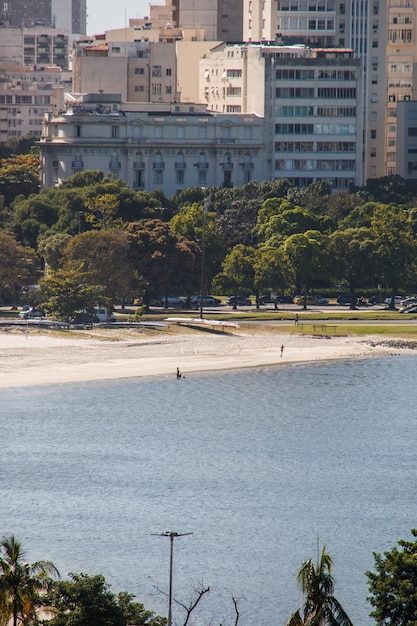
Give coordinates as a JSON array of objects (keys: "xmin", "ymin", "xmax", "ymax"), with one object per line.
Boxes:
[
  {"xmin": 133, "ymin": 161, "xmax": 145, "ymax": 169},
  {"xmin": 195, "ymin": 162, "xmax": 209, "ymax": 169},
  {"xmin": 175, "ymin": 162, "xmax": 187, "ymax": 169},
  {"xmin": 109, "ymin": 161, "xmax": 121, "ymax": 169},
  {"xmin": 152, "ymin": 161, "xmax": 165, "ymax": 169},
  {"xmin": 241, "ymin": 162, "xmax": 254, "ymax": 170},
  {"xmin": 222, "ymin": 162, "xmax": 234, "ymax": 170},
  {"xmin": 72, "ymin": 160, "xmax": 83, "ymax": 168},
  {"xmin": 133, "ymin": 181, "xmax": 145, "ymax": 189}
]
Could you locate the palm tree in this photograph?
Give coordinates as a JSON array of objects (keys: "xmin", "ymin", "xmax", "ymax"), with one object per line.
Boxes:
[
  {"xmin": 286, "ymin": 545, "xmax": 353, "ymax": 626},
  {"xmin": 0, "ymin": 534, "xmax": 59, "ymax": 626}
]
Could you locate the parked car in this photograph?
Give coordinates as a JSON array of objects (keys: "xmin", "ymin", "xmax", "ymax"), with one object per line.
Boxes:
[
  {"xmin": 293, "ymin": 295, "xmax": 317, "ymax": 305},
  {"xmin": 190, "ymin": 295, "xmax": 221, "ymax": 309},
  {"xmin": 258, "ymin": 294, "xmax": 276, "ymax": 305},
  {"xmin": 227, "ymin": 295, "xmax": 252, "ymax": 306},
  {"xmin": 20, "ymin": 307, "xmax": 45, "ymax": 319},
  {"xmin": 276, "ymin": 295, "xmax": 294, "ymax": 304},
  {"xmin": 158, "ymin": 296, "xmax": 186, "ymax": 309},
  {"xmin": 337, "ymin": 294, "xmax": 356, "ymax": 305},
  {"xmin": 400, "ymin": 297, "xmax": 417, "ymax": 308},
  {"xmin": 314, "ymin": 296, "xmax": 329, "ymax": 305},
  {"xmin": 94, "ymin": 308, "xmax": 116, "ymax": 322},
  {"xmin": 401, "ymin": 304, "xmax": 417, "ymax": 314},
  {"xmin": 384, "ymin": 296, "xmax": 404, "ymax": 306},
  {"xmin": 71, "ymin": 312, "xmax": 100, "ymax": 324}
]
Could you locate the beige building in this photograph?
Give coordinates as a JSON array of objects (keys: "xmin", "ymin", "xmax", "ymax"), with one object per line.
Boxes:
[
  {"xmin": 200, "ymin": 42, "xmax": 363, "ymax": 189},
  {"xmin": 0, "ymin": 64, "xmax": 71, "ymax": 142},
  {"xmin": 0, "ymin": 0, "xmax": 86, "ymax": 35},
  {"xmin": 241, "ymin": 0, "xmax": 417, "ymax": 180},
  {"xmin": 72, "ymin": 39, "xmax": 178, "ymax": 103},
  {"xmin": 0, "ymin": 27, "xmax": 71, "ymax": 70},
  {"xmin": 40, "ymin": 93, "xmax": 265, "ymax": 196}
]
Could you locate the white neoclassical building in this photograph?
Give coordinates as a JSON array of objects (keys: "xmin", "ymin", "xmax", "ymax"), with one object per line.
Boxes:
[{"xmin": 39, "ymin": 93, "xmax": 266, "ymax": 196}]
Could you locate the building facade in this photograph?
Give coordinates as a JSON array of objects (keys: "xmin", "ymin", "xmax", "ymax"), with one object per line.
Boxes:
[
  {"xmin": 39, "ymin": 94, "xmax": 265, "ymax": 196},
  {"xmin": 72, "ymin": 40, "xmax": 178, "ymax": 104},
  {"xmin": 0, "ymin": 0, "xmax": 86, "ymax": 35},
  {"xmin": 200, "ymin": 42, "xmax": 363, "ymax": 189},
  {"xmin": 0, "ymin": 64, "xmax": 71, "ymax": 142},
  {"xmin": 0, "ymin": 27, "xmax": 71, "ymax": 69}
]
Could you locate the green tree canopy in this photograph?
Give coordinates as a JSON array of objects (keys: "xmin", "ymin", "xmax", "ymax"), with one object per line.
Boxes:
[
  {"xmin": 0, "ymin": 229, "xmax": 36, "ymax": 304},
  {"xmin": 44, "ymin": 573, "xmax": 165, "ymax": 626},
  {"xmin": 0, "ymin": 154, "xmax": 40, "ymax": 207},
  {"xmin": 0, "ymin": 535, "xmax": 59, "ymax": 626},
  {"xmin": 63, "ymin": 229, "xmax": 138, "ymax": 312},
  {"xmin": 367, "ymin": 529, "xmax": 417, "ymax": 626},
  {"xmin": 286, "ymin": 545, "xmax": 353, "ymax": 626}
]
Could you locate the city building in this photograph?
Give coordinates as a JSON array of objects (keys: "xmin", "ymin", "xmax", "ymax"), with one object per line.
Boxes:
[
  {"xmin": 72, "ymin": 39, "xmax": 178, "ymax": 103},
  {"xmin": 241, "ymin": 0, "xmax": 417, "ymax": 180},
  {"xmin": 0, "ymin": 27, "xmax": 71, "ymax": 70},
  {"xmin": 395, "ymin": 100, "xmax": 417, "ymax": 179},
  {"xmin": 0, "ymin": 0, "xmax": 86, "ymax": 35},
  {"xmin": 199, "ymin": 42, "xmax": 363, "ymax": 189},
  {"xmin": 0, "ymin": 64, "xmax": 71, "ymax": 142},
  {"xmin": 39, "ymin": 93, "xmax": 265, "ymax": 196}
]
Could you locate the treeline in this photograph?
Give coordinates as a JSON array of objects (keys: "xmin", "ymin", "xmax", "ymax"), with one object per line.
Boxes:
[
  {"xmin": 3, "ymin": 153, "xmax": 417, "ymax": 315},
  {"xmin": 3, "ymin": 530, "xmax": 417, "ymax": 626}
]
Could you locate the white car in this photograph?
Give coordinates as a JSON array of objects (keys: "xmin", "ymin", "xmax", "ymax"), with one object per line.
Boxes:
[{"xmin": 384, "ymin": 296, "xmax": 404, "ymax": 306}]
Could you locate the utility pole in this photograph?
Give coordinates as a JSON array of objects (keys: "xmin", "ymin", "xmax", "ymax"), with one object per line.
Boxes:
[
  {"xmin": 199, "ymin": 194, "xmax": 209, "ymax": 319},
  {"xmin": 151, "ymin": 531, "xmax": 193, "ymax": 626}
]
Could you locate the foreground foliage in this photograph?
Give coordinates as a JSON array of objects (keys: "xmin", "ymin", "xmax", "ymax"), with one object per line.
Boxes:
[
  {"xmin": 286, "ymin": 546, "xmax": 353, "ymax": 626},
  {"xmin": 367, "ymin": 528, "xmax": 417, "ymax": 626},
  {"xmin": 0, "ymin": 535, "xmax": 59, "ymax": 626}
]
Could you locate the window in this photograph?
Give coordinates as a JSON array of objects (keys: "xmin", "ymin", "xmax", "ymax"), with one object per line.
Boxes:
[
  {"xmin": 198, "ymin": 170, "xmax": 207, "ymax": 185},
  {"xmin": 154, "ymin": 126, "xmax": 162, "ymax": 138},
  {"xmin": 152, "ymin": 65, "xmax": 162, "ymax": 77},
  {"xmin": 408, "ymin": 127, "xmax": 417, "ymax": 136},
  {"xmin": 370, "ymin": 147, "xmax": 377, "ymax": 157},
  {"xmin": 370, "ymin": 129, "xmax": 377, "ymax": 139},
  {"xmin": 154, "ymin": 170, "xmax": 163, "ymax": 184},
  {"xmin": 166, "ymin": 68, "xmax": 172, "ymax": 76},
  {"xmin": 74, "ymin": 125, "xmax": 81, "ymax": 137},
  {"xmin": 135, "ymin": 67, "xmax": 145, "ymax": 74},
  {"xmin": 111, "ymin": 125, "xmax": 119, "ymax": 138},
  {"xmin": 135, "ymin": 85, "xmax": 144, "ymax": 92},
  {"xmin": 198, "ymin": 125, "xmax": 208, "ymax": 139},
  {"xmin": 177, "ymin": 127, "xmax": 185, "ymax": 139},
  {"xmin": 176, "ymin": 169, "xmax": 185, "ymax": 184},
  {"xmin": 152, "ymin": 84, "xmax": 162, "ymax": 95},
  {"xmin": 166, "ymin": 86, "xmax": 172, "ymax": 94}
]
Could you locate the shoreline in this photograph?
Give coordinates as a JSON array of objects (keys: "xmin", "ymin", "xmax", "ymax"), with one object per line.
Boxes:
[{"xmin": 0, "ymin": 325, "xmax": 414, "ymax": 389}]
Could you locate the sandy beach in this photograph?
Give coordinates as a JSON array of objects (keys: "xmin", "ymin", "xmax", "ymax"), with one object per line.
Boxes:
[{"xmin": 0, "ymin": 323, "xmax": 412, "ymax": 389}]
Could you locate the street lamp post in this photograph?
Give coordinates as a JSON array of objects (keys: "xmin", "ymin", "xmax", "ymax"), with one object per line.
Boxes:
[
  {"xmin": 199, "ymin": 194, "xmax": 210, "ymax": 320},
  {"xmin": 151, "ymin": 531, "xmax": 192, "ymax": 626}
]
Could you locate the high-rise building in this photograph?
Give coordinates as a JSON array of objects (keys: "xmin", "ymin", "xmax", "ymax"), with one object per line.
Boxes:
[
  {"xmin": 242, "ymin": 0, "xmax": 417, "ymax": 180},
  {"xmin": 0, "ymin": 0, "xmax": 86, "ymax": 35},
  {"xmin": 199, "ymin": 42, "xmax": 363, "ymax": 189}
]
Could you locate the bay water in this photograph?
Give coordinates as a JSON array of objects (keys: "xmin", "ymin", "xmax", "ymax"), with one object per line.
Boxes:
[{"xmin": 1, "ymin": 355, "xmax": 417, "ymax": 626}]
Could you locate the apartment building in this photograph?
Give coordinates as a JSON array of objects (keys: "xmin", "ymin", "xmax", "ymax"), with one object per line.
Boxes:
[
  {"xmin": 241, "ymin": 0, "xmax": 417, "ymax": 180},
  {"xmin": 200, "ymin": 42, "xmax": 362, "ymax": 189},
  {"xmin": 0, "ymin": 27, "xmax": 71, "ymax": 70},
  {"xmin": 396, "ymin": 100, "xmax": 417, "ymax": 179},
  {"xmin": 0, "ymin": 64, "xmax": 71, "ymax": 142},
  {"xmin": 0, "ymin": 0, "xmax": 86, "ymax": 35},
  {"xmin": 72, "ymin": 39, "xmax": 178, "ymax": 103},
  {"xmin": 39, "ymin": 93, "xmax": 265, "ymax": 196}
]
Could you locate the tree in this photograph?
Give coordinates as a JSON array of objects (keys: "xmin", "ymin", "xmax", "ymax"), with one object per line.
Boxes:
[
  {"xmin": 38, "ymin": 233, "xmax": 72, "ymax": 271},
  {"xmin": 44, "ymin": 573, "xmax": 166, "ymax": 626},
  {"xmin": 213, "ymin": 244, "xmax": 255, "ymax": 307},
  {"xmin": 286, "ymin": 545, "xmax": 353, "ymax": 626},
  {"xmin": 253, "ymin": 246, "xmax": 294, "ymax": 305},
  {"xmin": 370, "ymin": 204, "xmax": 417, "ymax": 308},
  {"xmin": 84, "ymin": 193, "xmax": 120, "ymax": 229},
  {"xmin": 63, "ymin": 229, "xmax": 138, "ymax": 314},
  {"xmin": 283, "ymin": 231, "xmax": 329, "ymax": 308},
  {"xmin": 0, "ymin": 534, "xmax": 59, "ymax": 626},
  {"xmin": 328, "ymin": 228, "xmax": 376, "ymax": 309},
  {"xmin": 39, "ymin": 268, "xmax": 101, "ymax": 321},
  {"xmin": 366, "ymin": 528, "xmax": 417, "ymax": 626},
  {"xmin": 0, "ymin": 229, "xmax": 36, "ymax": 305},
  {"xmin": 0, "ymin": 154, "xmax": 40, "ymax": 207}
]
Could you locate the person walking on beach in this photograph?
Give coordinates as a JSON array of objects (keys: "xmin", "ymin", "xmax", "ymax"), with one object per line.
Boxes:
[
  {"xmin": 295, "ymin": 313, "xmax": 299, "ymax": 326},
  {"xmin": 280, "ymin": 344, "xmax": 284, "ymax": 357},
  {"xmin": 176, "ymin": 367, "xmax": 181, "ymax": 379}
]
